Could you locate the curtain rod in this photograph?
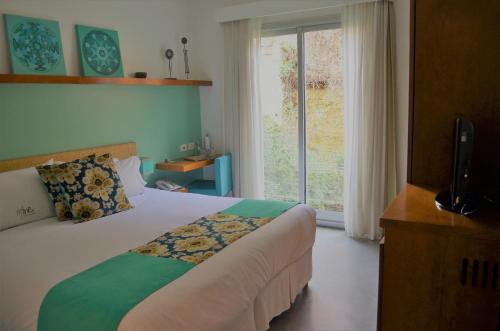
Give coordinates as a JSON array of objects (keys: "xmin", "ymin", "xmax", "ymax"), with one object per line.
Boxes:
[{"xmin": 215, "ymin": 0, "xmax": 392, "ymax": 23}]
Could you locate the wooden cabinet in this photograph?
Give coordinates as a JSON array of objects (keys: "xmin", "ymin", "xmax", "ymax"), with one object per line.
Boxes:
[
  {"xmin": 407, "ymin": 0, "xmax": 500, "ymax": 192},
  {"xmin": 378, "ymin": 185, "xmax": 500, "ymax": 330},
  {"xmin": 382, "ymin": 1, "xmax": 500, "ymax": 328}
]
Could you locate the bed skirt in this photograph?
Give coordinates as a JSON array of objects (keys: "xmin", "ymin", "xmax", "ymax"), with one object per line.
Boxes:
[{"xmin": 223, "ymin": 247, "xmax": 313, "ymax": 331}]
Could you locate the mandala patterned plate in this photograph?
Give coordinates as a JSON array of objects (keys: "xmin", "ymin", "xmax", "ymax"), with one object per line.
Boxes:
[
  {"xmin": 76, "ymin": 25, "xmax": 124, "ymax": 77},
  {"xmin": 4, "ymin": 14, "xmax": 66, "ymax": 75}
]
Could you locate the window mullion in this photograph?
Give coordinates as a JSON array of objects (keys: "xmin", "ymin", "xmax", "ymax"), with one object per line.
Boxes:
[{"xmin": 297, "ymin": 27, "xmax": 306, "ymax": 204}]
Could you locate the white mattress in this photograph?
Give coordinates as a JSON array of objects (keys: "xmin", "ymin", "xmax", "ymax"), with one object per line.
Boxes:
[{"xmin": 0, "ymin": 188, "xmax": 316, "ymax": 331}]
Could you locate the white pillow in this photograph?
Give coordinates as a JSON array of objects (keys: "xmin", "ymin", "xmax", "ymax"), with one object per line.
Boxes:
[
  {"xmin": 0, "ymin": 163, "xmax": 56, "ymax": 231},
  {"xmin": 113, "ymin": 156, "xmax": 146, "ymax": 198}
]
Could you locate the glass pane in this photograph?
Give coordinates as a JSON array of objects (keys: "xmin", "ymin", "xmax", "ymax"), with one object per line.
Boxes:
[
  {"xmin": 260, "ymin": 34, "xmax": 299, "ymax": 202},
  {"xmin": 304, "ymin": 28, "xmax": 344, "ymax": 212}
]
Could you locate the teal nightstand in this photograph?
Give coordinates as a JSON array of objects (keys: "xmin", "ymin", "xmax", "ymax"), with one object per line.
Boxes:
[{"xmin": 139, "ymin": 157, "xmax": 154, "ymax": 178}]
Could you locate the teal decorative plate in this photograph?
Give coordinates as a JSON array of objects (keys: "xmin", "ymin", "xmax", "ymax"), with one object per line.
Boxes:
[
  {"xmin": 76, "ymin": 25, "xmax": 124, "ymax": 77},
  {"xmin": 4, "ymin": 14, "xmax": 66, "ymax": 75}
]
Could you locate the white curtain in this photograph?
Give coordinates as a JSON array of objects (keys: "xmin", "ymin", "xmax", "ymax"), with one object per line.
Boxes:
[
  {"xmin": 223, "ymin": 19, "xmax": 265, "ymax": 199},
  {"xmin": 343, "ymin": 0, "xmax": 397, "ymax": 240}
]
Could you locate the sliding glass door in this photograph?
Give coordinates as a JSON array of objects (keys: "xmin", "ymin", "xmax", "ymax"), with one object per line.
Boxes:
[{"xmin": 260, "ymin": 23, "xmax": 344, "ymax": 223}]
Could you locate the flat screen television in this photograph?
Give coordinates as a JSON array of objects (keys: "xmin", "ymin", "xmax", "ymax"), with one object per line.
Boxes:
[{"xmin": 435, "ymin": 118, "xmax": 477, "ymax": 215}]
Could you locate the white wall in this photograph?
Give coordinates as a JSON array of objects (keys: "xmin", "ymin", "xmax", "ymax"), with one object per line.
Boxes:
[
  {"xmin": 0, "ymin": 0, "xmax": 192, "ymax": 78},
  {"xmin": 186, "ymin": 0, "xmax": 227, "ymax": 155}
]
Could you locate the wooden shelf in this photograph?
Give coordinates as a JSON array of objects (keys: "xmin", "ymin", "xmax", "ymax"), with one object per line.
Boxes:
[
  {"xmin": 156, "ymin": 159, "xmax": 215, "ymax": 172},
  {"xmin": 0, "ymin": 74, "xmax": 212, "ymax": 86}
]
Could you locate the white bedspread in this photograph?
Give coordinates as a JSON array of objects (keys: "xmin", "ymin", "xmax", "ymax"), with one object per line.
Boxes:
[{"xmin": 0, "ymin": 188, "xmax": 316, "ymax": 331}]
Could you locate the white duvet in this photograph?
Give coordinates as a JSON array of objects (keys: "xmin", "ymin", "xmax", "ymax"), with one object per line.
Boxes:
[{"xmin": 0, "ymin": 188, "xmax": 316, "ymax": 331}]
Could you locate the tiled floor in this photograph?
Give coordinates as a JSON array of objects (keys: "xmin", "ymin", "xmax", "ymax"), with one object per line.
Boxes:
[{"xmin": 269, "ymin": 227, "xmax": 380, "ymax": 331}]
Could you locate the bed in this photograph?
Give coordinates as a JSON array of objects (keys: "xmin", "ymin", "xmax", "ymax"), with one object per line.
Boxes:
[{"xmin": 0, "ymin": 143, "xmax": 316, "ymax": 331}]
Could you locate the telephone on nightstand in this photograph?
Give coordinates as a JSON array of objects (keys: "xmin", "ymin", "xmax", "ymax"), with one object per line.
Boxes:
[{"xmin": 156, "ymin": 180, "xmax": 182, "ymax": 191}]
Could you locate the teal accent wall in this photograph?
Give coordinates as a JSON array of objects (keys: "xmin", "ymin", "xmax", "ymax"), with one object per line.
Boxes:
[{"xmin": 0, "ymin": 84, "xmax": 203, "ymax": 185}]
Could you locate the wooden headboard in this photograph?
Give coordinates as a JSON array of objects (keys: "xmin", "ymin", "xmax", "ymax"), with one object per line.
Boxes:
[{"xmin": 0, "ymin": 142, "xmax": 137, "ymax": 173}]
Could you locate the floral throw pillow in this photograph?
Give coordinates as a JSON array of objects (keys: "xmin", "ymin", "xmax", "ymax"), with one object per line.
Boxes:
[
  {"xmin": 55, "ymin": 154, "xmax": 133, "ymax": 223},
  {"xmin": 36, "ymin": 155, "xmax": 94, "ymax": 220}
]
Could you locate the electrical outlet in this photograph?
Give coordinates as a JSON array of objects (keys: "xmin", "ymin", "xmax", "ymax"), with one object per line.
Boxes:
[
  {"xmin": 180, "ymin": 144, "xmax": 188, "ymax": 152},
  {"xmin": 188, "ymin": 142, "xmax": 195, "ymax": 150}
]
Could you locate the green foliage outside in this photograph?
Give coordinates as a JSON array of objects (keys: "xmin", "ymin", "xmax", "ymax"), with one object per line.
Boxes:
[{"xmin": 262, "ymin": 30, "xmax": 344, "ymax": 212}]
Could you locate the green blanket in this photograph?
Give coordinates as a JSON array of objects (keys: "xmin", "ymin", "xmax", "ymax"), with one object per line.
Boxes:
[
  {"xmin": 38, "ymin": 253, "xmax": 193, "ymax": 331},
  {"xmin": 223, "ymin": 199, "xmax": 298, "ymax": 218},
  {"xmin": 38, "ymin": 199, "xmax": 298, "ymax": 331}
]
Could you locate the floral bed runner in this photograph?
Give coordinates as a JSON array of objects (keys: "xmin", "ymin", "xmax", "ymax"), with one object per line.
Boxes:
[{"xmin": 38, "ymin": 199, "xmax": 298, "ymax": 331}]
